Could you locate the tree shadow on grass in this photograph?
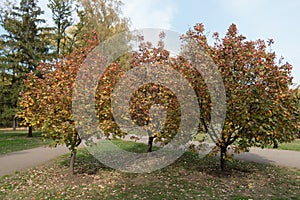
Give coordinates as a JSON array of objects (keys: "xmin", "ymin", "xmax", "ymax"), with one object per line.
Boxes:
[
  {"xmin": 205, "ymin": 153, "xmax": 275, "ymax": 178},
  {"xmin": 171, "ymin": 151, "xmax": 275, "ymax": 178},
  {"xmin": 61, "ymin": 142, "xmax": 276, "ymax": 178},
  {"xmin": 60, "ymin": 149, "xmax": 110, "ymax": 175},
  {"xmin": 60, "ymin": 140, "xmax": 160, "ymax": 175}
]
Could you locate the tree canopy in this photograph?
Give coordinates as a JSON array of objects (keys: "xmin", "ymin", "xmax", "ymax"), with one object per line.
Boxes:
[
  {"xmin": 0, "ymin": 0, "xmax": 52, "ymax": 129},
  {"xmin": 183, "ymin": 23, "xmax": 299, "ymax": 170}
]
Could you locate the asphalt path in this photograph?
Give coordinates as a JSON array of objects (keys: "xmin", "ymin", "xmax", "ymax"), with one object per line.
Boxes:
[{"xmin": 0, "ymin": 145, "xmax": 68, "ymax": 177}]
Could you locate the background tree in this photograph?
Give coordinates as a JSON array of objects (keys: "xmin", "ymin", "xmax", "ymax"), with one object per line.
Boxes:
[
  {"xmin": 297, "ymin": 89, "xmax": 300, "ymax": 139},
  {"xmin": 69, "ymin": 0, "xmax": 130, "ymax": 48},
  {"xmin": 0, "ymin": 36, "xmax": 17, "ymax": 127},
  {"xmin": 48, "ymin": 0, "xmax": 75, "ymax": 56},
  {"xmin": 0, "ymin": 0, "xmax": 52, "ymax": 133},
  {"xmin": 183, "ymin": 23, "xmax": 300, "ymax": 170}
]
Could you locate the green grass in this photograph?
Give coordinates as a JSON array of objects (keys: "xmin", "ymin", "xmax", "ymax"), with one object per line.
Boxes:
[
  {"xmin": 0, "ymin": 140, "xmax": 299, "ymax": 199},
  {"xmin": 267, "ymin": 139, "xmax": 300, "ymax": 152},
  {"xmin": 276, "ymin": 139, "xmax": 300, "ymax": 151},
  {"xmin": 0, "ymin": 130, "xmax": 50, "ymax": 154},
  {"xmin": 112, "ymin": 139, "xmax": 159, "ymax": 152}
]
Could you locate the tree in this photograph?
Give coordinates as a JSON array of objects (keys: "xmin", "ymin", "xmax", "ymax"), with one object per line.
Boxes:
[
  {"xmin": 0, "ymin": 75, "xmax": 19, "ymax": 128},
  {"xmin": 0, "ymin": 40, "xmax": 18, "ymax": 127},
  {"xmin": 18, "ymin": 34, "xmax": 98, "ymax": 174},
  {"xmin": 18, "ymin": 31, "xmax": 128, "ymax": 174},
  {"xmin": 183, "ymin": 23, "xmax": 300, "ymax": 170},
  {"xmin": 297, "ymin": 89, "xmax": 300, "ymax": 139},
  {"xmin": 0, "ymin": 0, "xmax": 52, "ymax": 133},
  {"xmin": 94, "ymin": 33, "xmax": 200, "ymax": 153},
  {"xmin": 18, "ymin": 0, "xmax": 130, "ymax": 173},
  {"xmin": 69, "ymin": 0, "xmax": 130, "ymax": 48},
  {"xmin": 47, "ymin": 0, "xmax": 74, "ymax": 55},
  {"xmin": 124, "ymin": 38, "xmax": 183, "ymax": 152},
  {"xmin": 1, "ymin": 0, "xmax": 52, "ymax": 73}
]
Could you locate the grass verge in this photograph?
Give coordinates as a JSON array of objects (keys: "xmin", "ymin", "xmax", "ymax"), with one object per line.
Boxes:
[
  {"xmin": 0, "ymin": 130, "xmax": 50, "ymax": 154},
  {"xmin": 267, "ymin": 139, "xmax": 300, "ymax": 152},
  {"xmin": 0, "ymin": 139, "xmax": 299, "ymax": 199}
]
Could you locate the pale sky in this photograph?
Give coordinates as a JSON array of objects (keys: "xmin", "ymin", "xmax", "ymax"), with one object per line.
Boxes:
[
  {"xmin": 1, "ymin": 0, "xmax": 299, "ymax": 85},
  {"xmin": 122, "ymin": 0, "xmax": 300, "ymax": 86}
]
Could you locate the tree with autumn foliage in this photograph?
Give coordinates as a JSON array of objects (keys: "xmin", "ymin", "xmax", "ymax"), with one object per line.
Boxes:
[
  {"xmin": 18, "ymin": 0, "xmax": 130, "ymax": 174},
  {"xmin": 183, "ymin": 23, "xmax": 300, "ymax": 170},
  {"xmin": 18, "ymin": 31, "xmax": 129, "ymax": 174},
  {"xmin": 94, "ymin": 33, "xmax": 197, "ymax": 152},
  {"xmin": 18, "ymin": 33, "xmax": 100, "ymax": 174}
]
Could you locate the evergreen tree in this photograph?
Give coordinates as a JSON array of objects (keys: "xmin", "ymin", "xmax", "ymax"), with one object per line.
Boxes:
[
  {"xmin": 1, "ymin": 0, "xmax": 52, "ymax": 74},
  {"xmin": 0, "ymin": 0, "xmax": 51, "ymax": 132},
  {"xmin": 48, "ymin": 0, "xmax": 74, "ymax": 55}
]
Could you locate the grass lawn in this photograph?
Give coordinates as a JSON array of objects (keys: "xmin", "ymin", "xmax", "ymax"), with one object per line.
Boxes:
[
  {"xmin": 267, "ymin": 139, "xmax": 300, "ymax": 152},
  {"xmin": 0, "ymin": 130, "xmax": 50, "ymax": 155},
  {"xmin": 276, "ymin": 139, "xmax": 300, "ymax": 151},
  {"xmin": 0, "ymin": 140, "xmax": 299, "ymax": 199}
]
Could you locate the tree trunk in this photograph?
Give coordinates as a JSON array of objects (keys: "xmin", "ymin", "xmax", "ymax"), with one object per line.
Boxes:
[
  {"xmin": 27, "ymin": 126, "xmax": 33, "ymax": 137},
  {"xmin": 220, "ymin": 146, "xmax": 227, "ymax": 171},
  {"xmin": 70, "ymin": 150, "xmax": 76, "ymax": 175},
  {"xmin": 13, "ymin": 117, "xmax": 17, "ymax": 131},
  {"xmin": 273, "ymin": 139, "xmax": 278, "ymax": 149},
  {"xmin": 57, "ymin": 21, "xmax": 61, "ymax": 55},
  {"xmin": 147, "ymin": 136, "xmax": 154, "ymax": 152}
]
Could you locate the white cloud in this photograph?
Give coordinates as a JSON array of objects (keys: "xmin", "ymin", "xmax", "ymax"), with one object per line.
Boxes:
[{"xmin": 122, "ymin": 0, "xmax": 177, "ymax": 30}]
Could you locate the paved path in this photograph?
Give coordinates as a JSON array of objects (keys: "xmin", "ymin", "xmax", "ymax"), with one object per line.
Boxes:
[
  {"xmin": 1, "ymin": 142, "xmax": 300, "ymax": 177},
  {"xmin": 0, "ymin": 146, "xmax": 69, "ymax": 177},
  {"xmin": 235, "ymin": 148, "xmax": 300, "ymax": 169}
]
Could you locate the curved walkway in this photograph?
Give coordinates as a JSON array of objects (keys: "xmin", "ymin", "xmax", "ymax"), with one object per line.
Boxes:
[
  {"xmin": 0, "ymin": 144, "xmax": 300, "ymax": 177},
  {"xmin": 235, "ymin": 148, "xmax": 300, "ymax": 169},
  {"xmin": 0, "ymin": 146, "xmax": 68, "ymax": 177}
]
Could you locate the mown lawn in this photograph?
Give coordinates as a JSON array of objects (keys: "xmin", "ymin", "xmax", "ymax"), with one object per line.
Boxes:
[
  {"xmin": 276, "ymin": 139, "xmax": 300, "ymax": 151},
  {"xmin": 0, "ymin": 140, "xmax": 299, "ymax": 199},
  {"xmin": 0, "ymin": 130, "xmax": 50, "ymax": 154},
  {"xmin": 267, "ymin": 139, "xmax": 300, "ymax": 152}
]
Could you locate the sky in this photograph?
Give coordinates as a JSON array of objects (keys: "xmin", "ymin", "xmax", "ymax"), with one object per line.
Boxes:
[
  {"xmin": 121, "ymin": 0, "xmax": 300, "ymax": 86},
  {"xmin": 1, "ymin": 0, "xmax": 300, "ymax": 85}
]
